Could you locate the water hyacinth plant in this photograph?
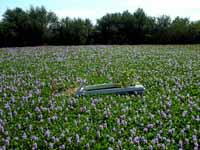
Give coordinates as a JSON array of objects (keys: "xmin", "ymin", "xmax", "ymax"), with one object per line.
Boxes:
[{"xmin": 0, "ymin": 45, "xmax": 200, "ymax": 149}]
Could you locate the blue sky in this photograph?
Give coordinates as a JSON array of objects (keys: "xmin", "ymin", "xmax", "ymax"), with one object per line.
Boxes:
[{"xmin": 0, "ymin": 0, "xmax": 200, "ymax": 24}]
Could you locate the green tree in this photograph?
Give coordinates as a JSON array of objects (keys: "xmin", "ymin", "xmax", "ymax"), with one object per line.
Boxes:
[
  {"xmin": 58, "ymin": 17, "xmax": 93, "ymax": 45},
  {"xmin": 170, "ymin": 17, "xmax": 191, "ymax": 43},
  {"xmin": 96, "ymin": 13, "xmax": 123, "ymax": 44},
  {"xmin": 27, "ymin": 6, "xmax": 58, "ymax": 45},
  {"xmin": 191, "ymin": 21, "xmax": 200, "ymax": 43},
  {"xmin": 2, "ymin": 7, "xmax": 29, "ymax": 46},
  {"xmin": 0, "ymin": 6, "xmax": 200, "ymax": 47},
  {"xmin": 153, "ymin": 15, "xmax": 171, "ymax": 43},
  {"xmin": 132, "ymin": 8, "xmax": 148, "ymax": 43}
]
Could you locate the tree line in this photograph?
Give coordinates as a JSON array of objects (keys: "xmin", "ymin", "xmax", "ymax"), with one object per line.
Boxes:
[{"xmin": 0, "ymin": 6, "xmax": 200, "ymax": 47}]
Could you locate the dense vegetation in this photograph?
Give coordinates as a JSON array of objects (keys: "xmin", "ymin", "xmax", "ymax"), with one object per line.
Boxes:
[
  {"xmin": 0, "ymin": 45, "xmax": 199, "ymax": 149},
  {"xmin": 0, "ymin": 6, "xmax": 200, "ymax": 47}
]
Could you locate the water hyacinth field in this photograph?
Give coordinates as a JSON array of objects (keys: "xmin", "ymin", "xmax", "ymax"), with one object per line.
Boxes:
[{"xmin": 0, "ymin": 45, "xmax": 200, "ymax": 149}]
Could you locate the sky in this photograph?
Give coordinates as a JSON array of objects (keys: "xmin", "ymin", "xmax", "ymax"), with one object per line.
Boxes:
[{"xmin": 0, "ymin": 0, "xmax": 200, "ymax": 24}]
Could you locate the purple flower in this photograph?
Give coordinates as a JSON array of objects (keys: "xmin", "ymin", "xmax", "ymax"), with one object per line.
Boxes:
[
  {"xmin": 31, "ymin": 135, "xmax": 38, "ymax": 141},
  {"xmin": 161, "ymin": 111, "xmax": 167, "ymax": 119},
  {"xmin": 147, "ymin": 124, "xmax": 154, "ymax": 129},
  {"xmin": 53, "ymin": 137, "xmax": 59, "ymax": 143},
  {"xmin": 143, "ymin": 128, "xmax": 148, "ymax": 132},
  {"xmin": 0, "ymin": 146, "xmax": 6, "ymax": 150},
  {"xmin": 17, "ymin": 124, "xmax": 21, "ymax": 129},
  {"xmin": 130, "ymin": 128, "xmax": 136, "ymax": 135},
  {"xmin": 45, "ymin": 129, "xmax": 50, "ymax": 138},
  {"xmin": 192, "ymin": 135, "xmax": 197, "ymax": 142},
  {"xmin": 168, "ymin": 129, "xmax": 174, "ymax": 135},
  {"xmin": 182, "ymin": 111, "xmax": 187, "ymax": 117},
  {"xmin": 133, "ymin": 136, "xmax": 140, "ymax": 144},
  {"xmin": 13, "ymin": 111, "xmax": 17, "ymax": 116},
  {"xmin": 14, "ymin": 137, "xmax": 19, "ymax": 141},
  {"xmin": 186, "ymin": 124, "xmax": 190, "ymax": 130},
  {"xmin": 28, "ymin": 92, "xmax": 33, "ymax": 98},
  {"xmin": 4, "ymin": 139, "xmax": 9, "ymax": 146},
  {"xmin": 109, "ymin": 137, "xmax": 115, "ymax": 143},
  {"xmin": 149, "ymin": 114, "xmax": 155, "ymax": 119},
  {"xmin": 108, "ymin": 147, "xmax": 113, "ymax": 150},
  {"xmin": 49, "ymin": 143, "xmax": 54, "ymax": 149},
  {"xmin": 80, "ymin": 107, "xmax": 86, "ymax": 113},
  {"xmin": 178, "ymin": 140, "xmax": 183, "ymax": 148},
  {"xmin": 194, "ymin": 142, "xmax": 198, "ymax": 148},
  {"xmin": 76, "ymin": 134, "xmax": 80, "ymax": 144},
  {"xmin": 195, "ymin": 116, "xmax": 200, "ymax": 121},
  {"xmin": 194, "ymin": 147, "xmax": 198, "ymax": 150},
  {"xmin": 167, "ymin": 101, "xmax": 172, "ymax": 107},
  {"xmin": 91, "ymin": 99, "xmax": 99, "ymax": 105},
  {"xmin": 29, "ymin": 125, "xmax": 33, "ymax": 131},
  {"xmin": 0, "ymin": 125, "xmax": 4, "ymax": 133},
  {"xmin": 35, "ymin": 107, "xmax": 40, "ymax": 113},
  {"xmin": 149, "ymin": 145, "xmax": 153, "ymax": 150},
  {"xmin": 3, "ymin": 93, "xmax": 7, "ymax": 98},
  {"xmin": 33, "ymin": 143, "xmax": 37, "ymax": 150},
  {"xmin": 85, "ymin": 126, "xmax": 89, "ymax": 132},
  {"xmin": 10, "ymin": 97, "xmax": 15, "ymax": 103},
  {"xmin": 4, "ymin": 103, "xmax": 10, "ymax": 110},
  {"xmin": 117, "ymin": 139, "xmax": 122, "ymax": 146},
  {"xmin": 60, "ymin": 144, "xmax": 65, "ymax": 150},
  {"xmin": 184, "ymin": 138, "xmax": 189, "ymax": 144},
  {"xmin": 52, "ymin": 115, "xmax": 58, "ymax": 121},
  {"xmin": 22, "ymin": 132, "xmax": 27, "ymax": 139},
  {"xmin": 141, "ymin": 136, "xmax": 147, "ymax": 144},
  {"xmin": 35, "ymin": 88, "xmax": 40, "ymax": 95},
  {"xmin": 67, "ymin": 137, "xmax": 72, "ymax": 144},
  {"xmin": 160, "ymin": 144, "xmax": 165, "ymax": 150},
  {"xmin": 152, "ymin": 137, "xmax": 159, "ymax": 144},
  {"xmin": 85, "ymin": 143, "xmax": 90, "ymax": 149}
]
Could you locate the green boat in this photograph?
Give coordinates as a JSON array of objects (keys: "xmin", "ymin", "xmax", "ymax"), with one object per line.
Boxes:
[{"xmin": 75, "ymin": 83, "xmax": 145, "ymax": 96}]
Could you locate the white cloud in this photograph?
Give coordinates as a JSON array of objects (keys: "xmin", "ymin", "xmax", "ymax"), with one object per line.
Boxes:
[
  {"xmin": 117, "ymin": 0, "xmax": 200, "ymax": 20},
  {"xmin": 55, "ymin": 9, "xmax": 92, "ymax": 19},
  {"xmin": 1, "ymin": 0, "xmax": 199, "ymax": 22},
  {"xmin": 123, "ymin": 0, "xmax": 200, "ymax": 9},
  {"xmin": 54, "ymin": 9, "xmax": 106, "ymax": 24}
]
